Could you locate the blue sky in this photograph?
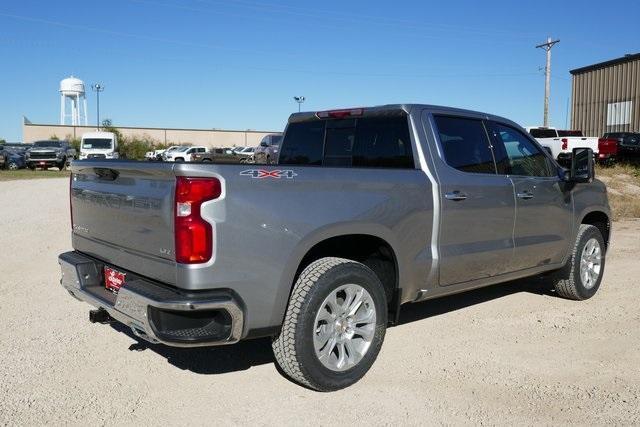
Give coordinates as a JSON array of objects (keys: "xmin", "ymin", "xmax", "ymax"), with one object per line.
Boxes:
[{"xmin": 1, "ymin": 0, "xmax": 638, "ymax": 141}]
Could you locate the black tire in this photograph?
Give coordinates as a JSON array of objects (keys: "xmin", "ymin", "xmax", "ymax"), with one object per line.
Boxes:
[
  {"xmin": 550, "ymin": 224, "xmax": 606, "ymax": 300},
  {"xmin": 202, "ymin": 158, "xmax": 212, "ymax": 162},
  {"xmin": 175, "ymin": 158, "xmax": 184, "ymax": 162},
  {"xmin": 7, "ymin": 161, "xmax": 19, "ymax": 171},
  {"xmin": 272, "ymin": 257, "xmax": 387, "ymax": 391},
  {"xmin": 28, "ymin": 164, "xmax": 36, "ymax": 171}
]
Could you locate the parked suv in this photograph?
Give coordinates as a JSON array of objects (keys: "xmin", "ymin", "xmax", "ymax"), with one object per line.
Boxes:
[
  {"xmin": 59, "ymin": 104, "xmax": 610, "ymax": 391},
  {"xmin": 163, "ymin": 146, "xmax": 207, "ymax": 162},
  {"xmin": 26, "ymin": 140, "xmax": 76, "ymax": 170},
  {"xmin": 254, "ymin": 134, "xmax": 282, "ymax": 164}
]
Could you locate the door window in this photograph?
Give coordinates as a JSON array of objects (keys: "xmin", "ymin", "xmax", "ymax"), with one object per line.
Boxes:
[
  {"xmin": 492, "ymin": 123, "xmax": 556, "ymax": 177},
  {"xmin": 433, "ymin": 115, "xmax": 496, "ymax": 174}
]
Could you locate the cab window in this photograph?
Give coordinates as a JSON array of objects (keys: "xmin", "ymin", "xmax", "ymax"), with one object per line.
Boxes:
[{"xmin": 433, "ymin": 115, "xmax": 496, "ymax": 174}]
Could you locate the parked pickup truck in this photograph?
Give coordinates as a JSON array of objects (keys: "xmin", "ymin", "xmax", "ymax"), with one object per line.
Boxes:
[
  {"xmin": 526, "ymin": 127, "xmax": 599, "ymax": 164},
  {"xmin": 191, "ymin": 147, "xmax": 244, "ymax": 164},
  {"xmin": 59, "ymin": 105, "xmax": 611, "ymax": 391},
  {"xmin": 26, "ymin": 140, "xmax": 76, "ymax": 170}
]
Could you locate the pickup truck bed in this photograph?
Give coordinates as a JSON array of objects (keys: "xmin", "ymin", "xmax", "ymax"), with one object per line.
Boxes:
[{"xmin": 60, "ymin": 104, "xmax": 611, "ymax": 391}]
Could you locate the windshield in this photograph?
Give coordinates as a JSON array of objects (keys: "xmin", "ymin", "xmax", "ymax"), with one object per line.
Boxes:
[
  {"xmin": 175, "ymin": 146, "xmax": 190, "ymax": 152},
  {"xmin": 34, "ymin": 141, "xmax": 62, "ymax": 148},
  {"xmin": 243, "ymin": 147, "xmax": 254, "ymax": 153},
  {"xmin": 271, "ymin": 136, "xmax": 282, "ymax": 145},
  {"xmin": 82, "ymin": 138, "xmax": 113, "ymax": 149}
]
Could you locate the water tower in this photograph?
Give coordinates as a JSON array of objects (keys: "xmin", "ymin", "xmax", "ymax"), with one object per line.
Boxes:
[{"xmin": 60, "ymin": 76, "xmax": 88, "ymax": 126}]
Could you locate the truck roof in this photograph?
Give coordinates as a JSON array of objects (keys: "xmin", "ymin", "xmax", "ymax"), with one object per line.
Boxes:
[
  {"xmin": 288, "ymin": 104, "xmax": 517, "ymax": 127},
  {"xmin": 81, "ymin": 131, "xmax": 115, "ymax": 139}
]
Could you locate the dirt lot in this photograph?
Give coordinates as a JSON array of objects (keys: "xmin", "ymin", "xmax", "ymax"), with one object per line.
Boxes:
[{"xmin": 1, "ymin": 178, "xmax": 639, "ymax": 425}]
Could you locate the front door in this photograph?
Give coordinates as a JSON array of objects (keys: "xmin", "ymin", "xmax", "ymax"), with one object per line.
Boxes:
[
  {"xmin": 430, "ymin": 115, "xmax": 516, "ymax": 286},
  {"xmin": 489, "ymin": 122, "xmax": 572, "ymax": 270}
]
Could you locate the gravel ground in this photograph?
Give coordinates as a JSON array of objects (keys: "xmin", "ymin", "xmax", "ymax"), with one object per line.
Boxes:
[{"xmin": 1, "ymin": 178, "xmax": 639, "ymax": 425}]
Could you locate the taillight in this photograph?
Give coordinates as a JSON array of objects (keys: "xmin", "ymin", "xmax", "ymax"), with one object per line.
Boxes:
[
  {"xmin": 561, "ymin": 138, "xmax": 568, "ymax": 150},
  {"xmin": 316, "ymin": 108, "xmax": 364, "ymax": 119},
  {"xmin": 174, "ymin": 177, "xmax": 222, "ymax": 264}
]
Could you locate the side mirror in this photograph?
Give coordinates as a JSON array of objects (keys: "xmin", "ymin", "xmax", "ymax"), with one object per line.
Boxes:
[
  {"xmin": 568, "ymin": 147, "xmax": 594, "ymax": 183},
  {"xmin": 260, "ymin": 142, "xmax": 269, "ymax": 147}
]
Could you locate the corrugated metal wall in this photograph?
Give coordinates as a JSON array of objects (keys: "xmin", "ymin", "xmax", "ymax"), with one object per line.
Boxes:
[{"xmin": 571, "ymin": 57, "xmax": 640, "ymax": 136}]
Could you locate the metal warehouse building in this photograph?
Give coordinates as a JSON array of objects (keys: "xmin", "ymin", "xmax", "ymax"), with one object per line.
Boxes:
[{"xmin": 570, "ymin": 53, "xmax": 640, "ymax": 137}]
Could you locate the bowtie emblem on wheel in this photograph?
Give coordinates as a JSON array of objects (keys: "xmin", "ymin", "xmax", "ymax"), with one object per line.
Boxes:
[{"xmin": 240, "ymin": 169, "xmax": 298, "ymax": 179}]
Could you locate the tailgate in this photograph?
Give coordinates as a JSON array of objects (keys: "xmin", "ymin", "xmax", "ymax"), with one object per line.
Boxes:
[
  {"xmin": 567, "ymin": 137, "xmax": 599, "ymax": 153},
  {"xmin": 70, "ymin": 161, "xmax": 177, "ymax": 282}
]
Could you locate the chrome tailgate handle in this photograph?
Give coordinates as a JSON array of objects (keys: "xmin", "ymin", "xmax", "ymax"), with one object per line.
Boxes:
[{"xmin": 444, "ymin": 191, "xmax": 467, "ymax": 201}]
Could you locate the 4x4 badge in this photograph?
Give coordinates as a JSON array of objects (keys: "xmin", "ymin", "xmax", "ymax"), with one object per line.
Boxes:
[{"xmin": 240, "ymin": 169, "xmax": 298, "ymax": 179}]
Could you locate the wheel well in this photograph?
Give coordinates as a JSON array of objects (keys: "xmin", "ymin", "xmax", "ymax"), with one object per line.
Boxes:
[
  {"xmin": 581, "ymin": 211, "xmax": 610, "ymax": 249},
  {"xmin": 296, "ymin": 235, "xmax": 398, "ymax": 304}
]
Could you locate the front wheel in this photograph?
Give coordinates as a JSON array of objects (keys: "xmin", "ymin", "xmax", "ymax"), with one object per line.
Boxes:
[
  {"xmin": 272, "ymin": 257, "xmax": 387, "ymax": 391},
  {"xmin": 550, "ymin": 224, "xmax": 606, "ymax": 300}
]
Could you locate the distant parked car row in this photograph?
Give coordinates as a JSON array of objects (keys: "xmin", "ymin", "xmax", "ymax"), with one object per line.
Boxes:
[
  {"xmin": 0, "ymin": 140, "xmax": 76, "ymax": 171},
  {"xmin": 526, "ymin": 126, "xmax": 640, "ymax": 166},
  {"xmin": 141, "ymin": 134, "xmax": 282, "ymax": 164}
]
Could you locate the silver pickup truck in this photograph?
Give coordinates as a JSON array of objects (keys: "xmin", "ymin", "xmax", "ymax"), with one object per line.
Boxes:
[{"xmin": 59, "ymin": 104, "xmax": 610, "ymax": 391}]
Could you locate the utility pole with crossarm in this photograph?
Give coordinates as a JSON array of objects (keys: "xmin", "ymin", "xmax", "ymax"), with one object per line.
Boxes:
[{"xmin": 536, "ymin": 37, "xmax": 560, "ymax": 127}]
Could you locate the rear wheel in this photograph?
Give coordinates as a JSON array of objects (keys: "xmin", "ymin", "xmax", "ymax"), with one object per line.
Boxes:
[
  {"xmin": 7, "ymin": 161, "xmax": 19, "ymax": 170},
  {"xmin": 550, "ymin": 224, "xmax": 606, "ymax": 300},
  {"xmin": 272, "ymin": 257, "xmax": 387, "ymax": 391}
]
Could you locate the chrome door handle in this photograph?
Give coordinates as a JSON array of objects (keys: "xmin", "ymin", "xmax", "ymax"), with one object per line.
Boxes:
[
  {"xmin": 444, "ymin": 191, "xmax": 467, "ymax": 201},
  {"xmin": 517, "ymin": 192, "xmax": 534, "ymax": 200}
]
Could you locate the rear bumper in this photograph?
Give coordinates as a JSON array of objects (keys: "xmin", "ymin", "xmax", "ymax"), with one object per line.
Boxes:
[{"xmin": 58, "ymin": 251, "xmax": 244, "ymax": 347}]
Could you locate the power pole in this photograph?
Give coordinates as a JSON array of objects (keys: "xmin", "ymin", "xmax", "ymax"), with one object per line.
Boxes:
[{"xmin": 536, "ymin": 37, "xmax": 560, "ymax": 127}]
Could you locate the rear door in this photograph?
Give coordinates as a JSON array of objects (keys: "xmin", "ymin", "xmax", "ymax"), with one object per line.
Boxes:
[
  {"xmin": 429, "ymin": 115, "xmax": 515, "ymax": 286},
  {"xmin": 488, "ymin": 122, "xmax": 572, "ymax": 270}
]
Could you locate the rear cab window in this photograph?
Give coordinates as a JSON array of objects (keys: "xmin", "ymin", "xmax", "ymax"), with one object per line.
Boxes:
[
  {"xmin": 529, "ymin": 128, "xmax": 558, "ymax": 138},
  {"xmin": 278, "ymin": 113, "xmax": 414, "ymax": 169},
  {"xmin": 432, "ymin": 115, "xmax": 496, "ymax": 174}
]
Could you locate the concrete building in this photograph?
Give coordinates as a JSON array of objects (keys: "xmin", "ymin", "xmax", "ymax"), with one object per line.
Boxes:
[
  {"xmin": 570, "ymin": 53, "xmax": 640, "ymax": 137},
  {"xmin": 22, "ymin": 119, "xmax": 281, "ymax": 148}
]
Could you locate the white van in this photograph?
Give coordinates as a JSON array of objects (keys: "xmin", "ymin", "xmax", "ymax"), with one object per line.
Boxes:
[{"xmin": 80, "ymin": 132, "xmax": 118, "ymax": 160}]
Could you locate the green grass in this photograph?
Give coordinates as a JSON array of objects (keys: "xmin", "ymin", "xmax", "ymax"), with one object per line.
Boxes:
[{"xmin": 0, "ymin": 168, "xmax": 70, "ymax": 181}]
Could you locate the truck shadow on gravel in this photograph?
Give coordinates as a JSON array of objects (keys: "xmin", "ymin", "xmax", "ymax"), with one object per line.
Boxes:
[
  {"xmin": 110, "ymin": 323, "xmax": 275, "ymax": 375},
  {"xmin": 398, "ymin": 276, "xmax": 554, "ymax": 325},
  {"xmin": 109, "ymin": 277, "xmax": 553, "ymax": 375}
]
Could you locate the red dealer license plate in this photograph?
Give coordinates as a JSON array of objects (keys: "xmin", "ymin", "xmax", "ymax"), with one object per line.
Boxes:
[{"xmin": 104, "ymin": 267, "xmax": 126, "ymax": 293}]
